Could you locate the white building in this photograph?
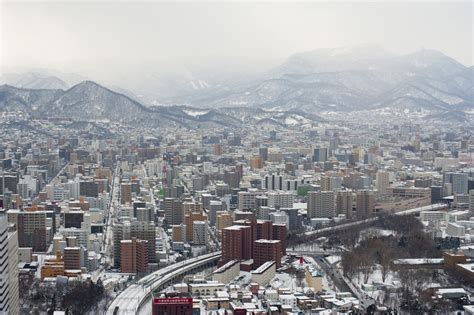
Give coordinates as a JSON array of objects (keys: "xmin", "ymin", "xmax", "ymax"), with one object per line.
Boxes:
[
  {"xmin": 0, "ymin": 214, "xmax": 20, "ymax": 315},
  {"xmin": 267, "ymin": 191, "xmax": 294, "ymax": 209},
  {"xmin": 193, "ymin": 221, "xmax": 207, "ymax": 245}
]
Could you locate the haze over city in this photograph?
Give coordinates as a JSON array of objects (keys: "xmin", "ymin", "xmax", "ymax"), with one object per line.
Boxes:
[{"xmin": 0, "ymin": 1, "xmax": 473, "ymax": 315}]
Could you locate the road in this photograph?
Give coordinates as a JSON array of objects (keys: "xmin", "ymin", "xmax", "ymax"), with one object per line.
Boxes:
[{"xmin": 107, "ymin": 252, "xmax": 221, "ymax": 314}]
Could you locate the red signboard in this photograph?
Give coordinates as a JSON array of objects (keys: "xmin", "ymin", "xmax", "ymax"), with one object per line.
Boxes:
[{"xmin": 153, "ymin": 298, "xmax": 193, "ymax": 305}]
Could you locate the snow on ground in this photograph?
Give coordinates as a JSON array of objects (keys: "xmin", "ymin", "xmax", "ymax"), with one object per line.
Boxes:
[
  {"xmin": 270, "ymin": 272, "xmax": 298, "ymax": 290},
  {"xmin": 325, "ymin": 255, "xmax": 341, "ymax": 265},
  {"xmin": 182, "ymin": 108, "xmax": 210, "ymax": 117}
]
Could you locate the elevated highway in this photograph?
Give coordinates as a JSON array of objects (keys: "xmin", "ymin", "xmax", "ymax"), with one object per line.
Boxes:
[{"xmin": 107, "ymin": 251, "xmax": 221, "ymax": 314}]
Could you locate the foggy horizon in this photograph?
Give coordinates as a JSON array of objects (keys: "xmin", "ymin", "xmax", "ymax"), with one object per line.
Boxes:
[{"xmin": 2, "ymin": 1, "xmax": 473, "ymax": 85}]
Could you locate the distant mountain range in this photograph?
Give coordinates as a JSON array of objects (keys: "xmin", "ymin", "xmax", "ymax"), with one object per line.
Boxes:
[
  {"xmin": 163, "ymin": 47, "xmax": 473, "ymax": 114},
  {"xmin": 1, "ymin": 46, "xmax": 472, "ymax": 125},
  {"xmin": 0, "ymin": 81, "xmax": 322, "ymax": 128}
]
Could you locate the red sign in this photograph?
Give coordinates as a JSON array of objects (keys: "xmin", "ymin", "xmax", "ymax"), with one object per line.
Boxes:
[{"xmin": 153, "ymin": 298, "xmax": 193, "ymax": 305}]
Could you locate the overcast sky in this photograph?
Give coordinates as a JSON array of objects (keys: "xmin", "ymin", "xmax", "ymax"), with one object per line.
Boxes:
[{"xmin": 1, "ymin": 0, "xmax": 473, "ymax": 79}]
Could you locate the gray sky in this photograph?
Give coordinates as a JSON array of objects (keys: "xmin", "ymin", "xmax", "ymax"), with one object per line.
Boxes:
[{"xmin": 1, "ymin": 0, "xmax": 473, "ymax": 79}]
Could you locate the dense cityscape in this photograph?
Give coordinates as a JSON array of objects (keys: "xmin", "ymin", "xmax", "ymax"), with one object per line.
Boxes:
[
  {"xmin": 1, "ymin": 1, "xmax": 473, "ymax": 314},
  {"xmin": 0, "ymin": 106, "xmax": 472, "ymax": 314}
]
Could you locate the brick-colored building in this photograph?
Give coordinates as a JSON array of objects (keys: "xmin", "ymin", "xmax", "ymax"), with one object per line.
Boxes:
[
  {"xmin": 272, "ymin": 223, "xmax": 287, "ymax": 256},
  {"xmin": 120, "ymin": 238, "xmax": 148, "ymax": 274},
  {"xmin": 253, "ymin": 239, "xmax": 282, "ymax": 269},
  {"xmin": 63, "ymin": 247, "xmax": 81, "ymax": 270},
  {"xmin": 221, "ymin": 225, "xmax": 252, "ymax": 264}
]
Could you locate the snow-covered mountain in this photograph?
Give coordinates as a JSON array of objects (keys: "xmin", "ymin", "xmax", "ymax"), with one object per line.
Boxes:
[
  {"xmin": 0, "ymin": 81, "xmax": 323, "ymax": 128},
  {"xmin": 162, "ymin": 47, "xmax": 473, "ymax": 115}
]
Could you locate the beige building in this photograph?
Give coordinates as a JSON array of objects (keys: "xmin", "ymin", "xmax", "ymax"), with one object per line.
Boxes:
[
  {"xmin": 250, "ymin": 261, "xmax": 276, "ymax": 287},
  {"xmin": 212, "ymin": 260, "xmax": 239, "ymax": 284}
]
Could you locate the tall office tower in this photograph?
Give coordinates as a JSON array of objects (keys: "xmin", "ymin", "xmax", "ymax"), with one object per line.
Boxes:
[
  {"xmin": 376, "ymin": 171, "xmax": 390, "ymax": 194},
  {"xmin": 356, "ymin": 190, "xmax": 375, "ymax": 219},
  {"xmin": 216, "ymin": 211, "xmax": 233, "ymax": 237},
  {"xmin": 172, "ymin": 224, "xmax": 187, "ymax": 243},
  {"xmin": 184, "ymin": 212, "xmax": 208, "ymax": 242},
  {"xmin": 0, "ymin": 214, "xmax": 20, "ymax": 315},
  {"xmin": 238, "ymin": 189, "xmax": 260, "ymax": 211},
  {"xmin": 272, "ymin": 223, "xmax": 287, "ymax": 256},
  {"xmin": 221, "ymin": 225, "xmax": 252, "ymax": 264},
  {"xmin": 263, "ymin": 174, "xmax": 284, "ymax": 191},
  {"xmin": 256, "ymin": 220, "xmax": 273, "ymax": 240},
  {"xmin": 267, "ymin": 191, "xmax": 294, "ymax": 209},
  {"xmin": 131, "ymin": 221, "xmax": 157, "ymax": 263},
  {"xmin": 16, "ymin": 211, "xmax": 48, "ymax": 252},
  {"xmin": 283, "ymin": 179, "xmax": 299, "ymax": 192},
  {"xmin": 192, "ymin": 221, "xmax": 207, "ymax": 245},
  {"xmin": 120, "ymin": 182, "xmax": 132, "ymax": 204},
  {"xmin": 307, "ymin": 191, "xmax": 335, "ymax": 218},
  {"xmin": 259, "ymin": 147, "xmax": 268, "ymax": 161},
  {"xmin": 451, "ymin": 173, "xmax": 468, "ymax": 195},
  {"xmin": 120, "ymin": 238, "xmax": 148, "ymax": 274},
  {"xmin": 164, "ymin": 198, "xmax": 184, "ymax": 225},
  {"xmin": 336, "ymin": 191, "xmax": 353, "ymax": 218},
  {"xmin": 313, "ymin": 147, "xmax": 328, "ymax": 162},
  {"xmin": 113, "ymin": 221, "xmax": 131, "ymax": 268},
  {"xmin": 253, "ymin": 240, "xmax": 282, "ymax": 269}
]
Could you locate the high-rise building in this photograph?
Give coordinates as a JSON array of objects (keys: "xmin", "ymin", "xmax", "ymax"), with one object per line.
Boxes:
[
  {"xmin": 253, "ymin": 239, "xmax": 282, "ymax": 269},
  {"xmin": 336, "ymin": 191, "xmax": 353, "ymax": 218},
  {"xmin": 356, "ymin": 190, "xmax": 375, "ymax": 219},
  {"xmin": 63, "ymin": 247, "xmax": 81, "ymax": 270},
  {"xmin": 263, "ymin": 174, "xmax": 284, "ymax": 191},
  {"xmin": 451, "ymin": 173, "xmax": 468, "ymax": 195},
  {"xmin": 272, "ymin": 223, "xmax": 287, "ymax": 256},
  {"xmin": 376, "ymin": 171, "xmax": 390, "ymax": 194},
  {"xmin": 216, "ymin": 211, "xmax": 233, "ymax": 237},
  {"xmin": 184, "ymin": 212, "xmax": 207, "ymax": 242},
  {"xmin": 256, "ymin": 220, "xmax": 273, "ymax": 240},
  {"xmin": 172, "ymin": 224, "xmax": 187, "ymax": 243},
  {"xmin": 267, "ymin": 191, "xmax": 294, "ymax": 209},
  {"xmin": 307, "ymin": 191, "xmax": 335, "ymax": 218},
  {"xmin": 313, "ymin": 147, "xmax": 328, "ymax": 162},
  {"xmin": 164, "ymin": 198, "xmax": 184, "ymax": 225},
  {"xmin": 0, "ymin": 214, "xmax": 20, "ymax": 315},
  {"xmin": 121, "ymin": 182, "xmax": 132, "ymax": 204},
  {"xmin": 120, "ymin": 238, "xmax": 148, "ymax": 274},
  {"xmin": 221, "ymin": 225, "xmax": 252, "ymax": 263},
  {"xmin": 15, "ymin": 211, "xmax": 48, "ymax": 252},
  {"xmin": 131, "ymin": 220, "xmax": 157, "ymax": 264},
  {"xmin": 192, "ymin": 221, "xmax": 207, "ymax": 245},
  {"xmin": 238, "ymin": 189, "xmax": 260, "ymax": 211}
]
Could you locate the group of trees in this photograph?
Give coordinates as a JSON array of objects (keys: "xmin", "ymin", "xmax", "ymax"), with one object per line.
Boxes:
[{"xmin": 21, "ymin": 278, "xmax": 110, "ymax": 314}]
